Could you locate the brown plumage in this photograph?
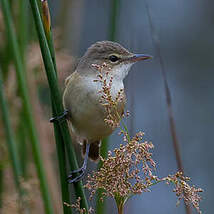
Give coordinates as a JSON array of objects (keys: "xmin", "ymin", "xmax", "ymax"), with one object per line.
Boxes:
[{"xmin": 63, "ymin": 41, "xmax": 151, "ymax": 162}]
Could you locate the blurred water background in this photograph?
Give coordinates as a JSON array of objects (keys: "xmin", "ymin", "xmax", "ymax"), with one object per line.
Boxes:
[{"xmin": 53, "ymin": 0, "xmax": 213, "ymax": 213}]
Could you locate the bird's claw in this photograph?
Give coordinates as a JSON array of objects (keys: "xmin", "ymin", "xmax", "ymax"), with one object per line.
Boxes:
[
  {"xmin": 67, "ymin": 168, "xmax": 86, "ymax": 183},
  {"xmin": 50, "ymin": 110, "xmax": 69, "ymax": 123},
  {"xmin": 67, "ymin": 142, "xmax": 90, "ymax": 184}
]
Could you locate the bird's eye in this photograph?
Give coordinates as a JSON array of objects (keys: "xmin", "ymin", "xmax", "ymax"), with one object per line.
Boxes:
[{"xmin": 109, "ymin": 55, "xmax": 119, "ymax": 62}]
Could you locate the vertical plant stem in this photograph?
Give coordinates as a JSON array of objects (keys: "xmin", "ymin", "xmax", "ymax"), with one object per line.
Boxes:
[
  {"xmin": 0, "ymin": 1, "xmax": 54, "ymax": 213},
  {"xmin": 41, "ymin": 0, "xmax": 88, "ymax": 210},
  {"xmin": 96, "ymin": 138, "xmax": 108, "ymax": 213},
  {"xmin": 0, "ymin": 168, "xmax": 3, "ymax": 209},
  {"xmin": 16, "ymin": 110, "xmax": 28, "ymax": 177},
  {"xmin": 29, "ymin": 0, "xmax": 88, "ymax": 210},
  {"xmin": 144, "ymin": 1, "xmax": 191, "ymax": 214},
  {"xmin": 40, "ymin": 0, "xmax": 57, "ymax": 70},
  {"xmin": 18, "ymin": 0, "xmax": 28, "ymax": 60},
  {"xmin": 40, "ymin": 2, "xmax": 71, "ymax": 213},
  {"xmin": 16, "ymin": 0, "xmax": 29, "ymax": 176},
  {"xmin": 115, "ymin": 195, "xmax": 126, "ymax": 214},
  {"xmin": 17, "ymin": 0, "xmax": 29, "ymax": 179},
  {"xmin": 117, "ymin": 205, "xmax": 124, "ymax": 214},
  {"xmin": 0, "ymin": 69, "xmax": 24, "ymax": 201},
  {"xmin": 109, "ymin": 0, "xmax": 120, "ymax": 41},
  {"xmin": 53, "ymin": 125, "xmax": 71, "ymax": 214}
]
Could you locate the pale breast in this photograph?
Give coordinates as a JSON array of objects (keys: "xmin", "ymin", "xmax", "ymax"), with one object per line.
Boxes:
[{"xmin": 63, "ymin": 72, "xmax": 126, "ymax": 140}]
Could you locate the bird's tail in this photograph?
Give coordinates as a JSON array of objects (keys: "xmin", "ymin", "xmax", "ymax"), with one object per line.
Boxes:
[{"xmin": 82, "ymin": 140, "xmax": 101, "ymax": 162}]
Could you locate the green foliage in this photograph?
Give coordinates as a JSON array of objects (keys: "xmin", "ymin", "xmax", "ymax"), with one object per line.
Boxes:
[{"xmin": 0, "ymin": 0, "xmax": 54, "ymax": 213}]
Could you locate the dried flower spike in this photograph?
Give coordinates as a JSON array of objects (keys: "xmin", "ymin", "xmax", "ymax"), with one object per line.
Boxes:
[
  {"xmin": 64, "ymin": 197, "xmax": 94, "ymax": 214},
  {"xmin": 163, "ymin": 172, "xmax": 203, "ymax": 213},
  {"xmin": 85, "ymin": 131, "xmax": 156, "ymax": 200}
]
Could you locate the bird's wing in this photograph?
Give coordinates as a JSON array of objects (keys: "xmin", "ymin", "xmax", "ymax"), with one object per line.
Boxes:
[
  {"xmin": 65, "ymin": 74, "xmax": 72, "ymax": 86},
  {"xmin": 64, "ymin": 56, "xmax": 81, "ymax": 86},
  {"xmin": 64, "ymin": 71, "xmax": 80, "ymax": 86}
]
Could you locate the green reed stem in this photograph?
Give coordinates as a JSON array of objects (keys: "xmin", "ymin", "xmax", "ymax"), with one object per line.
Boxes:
[
  {"xmin": 29, "ymin": 0, "xmax": 88, "ymax": 210},
  {"xmin": 53, "ymin": 125, "xmax": 72, "ymax": 214},
  {"xmin": 39, "ymin": 1, "xmax": 71, "ymax": 213},
  {"xmin": 16, "ymin": 110, "xmax": 28, "ymax": 177},
  {"xmin": 17, "ymin": 0, "xmax": 29, "ymax": 178},
  {"xmin": 41, "ymin": 0, "xmax": 88, "ymax": 209},
  {"xmin": 0, "ymin": 0, "xmax": 54, "ymax": 213},
  {"xmin": 0, "ymin": 69, "xmax": 24, "ymax": 199},
  {"xmin": 18, "ymin": 0, "xmax": 28, "ymax": 60},
  {"xmin": 109, "ymin": 0, "xmax": 120, "ymax": 41},
  {"xmin": 0, "ymin": 168, "xmax": 3, "ymax": 209}
]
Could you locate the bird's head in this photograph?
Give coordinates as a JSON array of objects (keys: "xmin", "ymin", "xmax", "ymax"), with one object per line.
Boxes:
[{"xmin": 78, "ymin": 41, "xmax": 152, "ymax": 81}]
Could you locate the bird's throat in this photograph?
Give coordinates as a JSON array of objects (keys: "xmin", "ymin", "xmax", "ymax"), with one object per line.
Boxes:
[{"xmin": 111, "ymin": 63, "xmax": 133, "ymax": 81}]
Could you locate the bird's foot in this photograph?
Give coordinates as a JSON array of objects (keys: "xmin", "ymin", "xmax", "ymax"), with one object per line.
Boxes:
[
  {"xmin": 67, "ymin": 143, "xmax": 90, "ymax": 183},
  {"xmin": 50, "ymin": 110, "xmax": 69, "ymax": 123},
  {"xmin": 67, "ymin": 167, "xmax": 86, "ymax": 183}
]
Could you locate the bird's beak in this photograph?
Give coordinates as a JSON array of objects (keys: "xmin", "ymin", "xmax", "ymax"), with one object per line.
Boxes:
[{"xmin": 128, "ymin": 54, "xmax": 152, "ymax": 63}]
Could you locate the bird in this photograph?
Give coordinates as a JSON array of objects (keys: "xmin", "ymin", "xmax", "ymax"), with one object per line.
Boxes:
[{"xmin": 51, "ymin": 41, "xmax": 152, "ymax": 183}]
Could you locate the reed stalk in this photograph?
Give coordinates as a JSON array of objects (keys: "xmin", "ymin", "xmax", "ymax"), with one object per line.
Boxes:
[
  {"xmin": 16, "ymin": 111, "xmax": 28, "ymax": 177},
  {"xmin": 0, "ymin": 168, "xmax": 3, "ymax": 209},
  {"xmin": 0, "ymin": 68, "xmax": 26, "ymax": 207},
  {"xmin": 39, "ymin": 2, "xmax": 71, "ymax": 213},
  {"xmin": 108, "ymin": 0, "xmax": 120, "ymax": 41},
  {"xmin": 18, "ymin": 0, "xmax": 28, "ymax": 60},
  {"xmin": 29, "ymin": 0, "xmax": 88, "ymax": 210},
  {"xmin": 17, "ymin": 0, "xmax": 29, "ymax": 178}
]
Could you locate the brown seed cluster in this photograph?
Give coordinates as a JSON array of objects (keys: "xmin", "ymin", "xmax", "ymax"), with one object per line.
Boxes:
[
  {"xmin": 85, "ymin": 137, "xmax": 203, "ymax": 213},
  {"xmin": 64, "ymin": 197, "xmax": 94, "ymax": 214},
  {"xmin": 85, "ymin": 131, "xmax": 157, "ymax": 200},
  {"xmin": 163, "ymin": 172, "xmax": 203, "ymax": 214}
]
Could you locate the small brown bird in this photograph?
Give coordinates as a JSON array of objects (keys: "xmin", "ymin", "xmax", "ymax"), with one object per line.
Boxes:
[{"xmin": 51, "ymin": 41, "xmax": 151, "ymax": 183}]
